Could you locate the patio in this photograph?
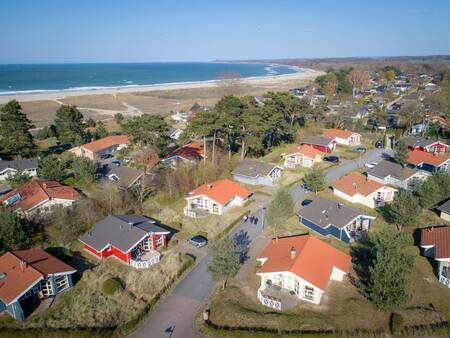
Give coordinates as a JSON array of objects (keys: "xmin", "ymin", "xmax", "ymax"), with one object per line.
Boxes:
[
  {"xmin": 130, "ymin": 250, "xmax": 161, "ymax": 269},
  {"xmin": 257, "ymin": 284, "xmax": 299, "ymax": 311}
]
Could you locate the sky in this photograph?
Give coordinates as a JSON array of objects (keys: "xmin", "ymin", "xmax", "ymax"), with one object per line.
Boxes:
[{"xmin": 1, "ymin": 0, "xmax": 449, "ymax": 64}]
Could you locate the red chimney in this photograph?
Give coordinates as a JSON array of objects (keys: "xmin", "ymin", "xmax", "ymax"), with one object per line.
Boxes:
[
  {"xmin": 290, "ymin": 246, "xmax": 297, "ymax": 259},
  {"xmin": 19, "ymin": 260, "xmax": 28, "ymax": 272}
]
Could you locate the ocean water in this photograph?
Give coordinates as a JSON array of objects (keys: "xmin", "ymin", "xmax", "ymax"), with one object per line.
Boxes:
[{"xmin": 0, "ymin": 62, "xmax": 299, "ymax": 95}]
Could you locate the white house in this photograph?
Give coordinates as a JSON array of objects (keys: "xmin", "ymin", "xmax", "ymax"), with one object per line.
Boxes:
[
  {"xmin": 331, "ymin": 172, "xmax": 398, "ymax": 208},
  {"xmin": 0, "ymin": 159, "xmax": 39, "ymax": 181},
  {"xmin": 184, "ymin": 179, "xmax": 251, "ymax": 218},
  {"xmin": 256, "ymin": 235, "xmax": 351, "ymax": 309},
  {"xmin": 232, "ymin": 160, "xmax": 282, "ymax": 186},
  {"xmin": 322, "ymin": 129, "xmax": 361, "ymax": 146},
  {"xmin": 421, "ymin": 227, "xmax": 450, "ymax": 288},
  {"xmin": 438, "ymin": 201, "xmax": 450, "ymax": 222},
  {"xmin": 281, "ymin": 145, "xmax": 324, "ymax": 169}
]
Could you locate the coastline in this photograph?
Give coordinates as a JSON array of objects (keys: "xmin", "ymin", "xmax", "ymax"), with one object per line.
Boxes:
[{"xmin": 0, "ymin": 67, "xmax": 320, "ymax": 104}]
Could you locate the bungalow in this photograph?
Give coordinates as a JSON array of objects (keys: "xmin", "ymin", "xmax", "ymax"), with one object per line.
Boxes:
[
  {"xmin": 405, "ymin": 136, "xmax": 449, "ymax": 154},
  {"xmin": 103, "ymin": 164, "xmax": 144, "ymax": 190},
  {"xmin": 80, "ymin": 215, "xmax": 171, "ymax": 269},
  {"xmin": 256, "ymin": 235, "xmax": 350, "ymax": 308},
  {"xmin": 298, "ymin": 197, "xmax": 376, "ymax": 243},
  {"xmin": 322, "ymin": 129, "xmax": 361, "ymax": 146},
  {"xmin": 184, "ymin": 179, "xmax": 251, "ymax": 218},
  {"xmin": 301, "ymin": 136, "xmax": 337, "ymax": 154},
  {"xmin": 169, "ymin": 128, "xmax": 184, "ymax": 140},
  {"xmin": 162, "ymin": 141, "xmax": 205, "ymax": 168},
  {"xmin": 0, "ymin": 158, "xmax": 39, "ymax": 181},
  {"xmin": 366, "ymin": 160, "xmax": 431, "ymax": 189},
  {"xmin": 69, "ymin": 135, "xmax": 129, "ymax": 161},
  {"xmin": 281, "ymin": 144, "xmax": 324, "ymax": 169},
  {"xmin": 420, "ymin": 227, "xmax": 450, "ymax": 288},
  {"xmin": 232, "ymin": 160, "xmax": 282, "ymax": 186},
  {"xmin": 331, "ymin": 172, "xmax": 397, "ymax": 209},
  {"xmin": 0, "ymin": 248, "xmax": 76, "ymax": 321},
  {"xmin": 408, "ymin": 123, "xmax": 425, "ymax": 136},
  {"xmin": 437, "ymin": 200, "xmax": 450, "ymax": 222},
  {"xmin": 1, "ymin": 179, "xmax": 80, "ymax": 217},
  {"xmin": 407, "ymin": 151, "xmax": 450, "ymax": 172}
]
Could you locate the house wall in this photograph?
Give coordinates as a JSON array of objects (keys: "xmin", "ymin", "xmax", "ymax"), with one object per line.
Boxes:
[
  {"xmin": 259, "ymin": 271, "xmax": 324, "ymax": 304},
  {"xmin": 299, "ymin": 216, "xmax": 348, "ymax": 242},
  {"xmin": 26, "ymin": 198, "xmax": 76, "ymax": 216},
  {"xmin": 233, "ymin": 174, "xmax": 273, "ymax": 186},
  {"xmin": 284, "ymin": 154, "xmax": 322, "ymax": 168},
  {"xmin": 330, "ymin": 267, "xmax": 346, "ymax": 282},
  {"xmin": 306, "ymin": 144, "xmax": 333, "ymax": 153},
  {"xmin": 332, "ymin": 187, "xmax": 395, "ymax": 209},
  {"xmin": 0, "ymin": 168, "xmax": 37, "ymax": 181},
  {"xmin": 334, "ymin": 134, "xmax": 360, "ymax": 146},
  {"xmin": 186, "ymin": 194, "xmax": 248, "ymax": 216},
  {"xmin": 441, "ymin": 211, "xmax": 450, "ymax": 222}
]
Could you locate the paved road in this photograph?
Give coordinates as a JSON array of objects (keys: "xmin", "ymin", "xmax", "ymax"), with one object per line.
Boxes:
[{"xmin": 129, "ymin": 148, "xmax": 393, "ymax": 338}]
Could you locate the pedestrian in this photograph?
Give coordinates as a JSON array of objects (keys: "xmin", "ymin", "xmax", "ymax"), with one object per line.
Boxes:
[
  {"xmin": 254, "ymin": 217, "xmax": 258, "ymax": 225},
  {"xmin": 250, "ymin": 215, "xmax": 254, "ymax": 223},
  {"xmin": 243, "ymin": 215, "xmax": 248, "ymax": 222}
]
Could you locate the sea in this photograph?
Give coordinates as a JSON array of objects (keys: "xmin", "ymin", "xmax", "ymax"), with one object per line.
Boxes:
[{"xmin": 0, "ymin": 62, "xmax": 300, "ymax": 95}]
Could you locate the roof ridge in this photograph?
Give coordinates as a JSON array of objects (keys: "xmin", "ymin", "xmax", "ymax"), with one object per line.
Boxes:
[{"xmin": 9, "ymin": 250, "xmax": 44, "ymax": 277}]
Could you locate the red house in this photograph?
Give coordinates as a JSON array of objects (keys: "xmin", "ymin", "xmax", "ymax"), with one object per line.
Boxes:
[
  {"xmin": 405, "ymin": 137, "xmax": 449, "ymax": 154},
  {"xmin": 79, "ymin": 215, "xmax": 171, "ymax": 269},
  {"xmin": 302, "ymin": 136, "xmax": 337, "ymax": 153}
]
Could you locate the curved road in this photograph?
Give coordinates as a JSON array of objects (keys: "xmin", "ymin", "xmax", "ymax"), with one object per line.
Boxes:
[{"xmin": 129, "ymin": 148, "xmax": 393, "ymax": 338}]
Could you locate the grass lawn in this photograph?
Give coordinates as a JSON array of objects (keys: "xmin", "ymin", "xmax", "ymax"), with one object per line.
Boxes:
[{"xmin": 0, "ymin": 247, "xmax": 193, "ymax": 332}]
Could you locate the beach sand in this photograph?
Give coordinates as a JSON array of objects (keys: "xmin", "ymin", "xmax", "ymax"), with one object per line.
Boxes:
[{"xmin": 0, "ymin": 68, "xmax": 322, "ymax": 128}]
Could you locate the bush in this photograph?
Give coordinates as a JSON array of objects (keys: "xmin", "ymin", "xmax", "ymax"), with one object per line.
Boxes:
[
  {"xmin": 102, "ymin": 278, "xmax": 123, "ymax": 295},
  {"xmin": 390, "ymin": 312, "xmax": 404, "ymax": 334}
]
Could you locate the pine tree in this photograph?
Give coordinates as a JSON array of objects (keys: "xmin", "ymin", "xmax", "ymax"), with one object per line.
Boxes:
[
  {"xmin": 389, "ymin": 190, "xmax": 421, "ymax": 230},
  {"xmin": 361, "ymin": 226, "xmax": 414, "ymax": 310},
  {"xmin": 54, "ymin": 105, "xmax": 86, "ymax": 146},
  {"xmin": 304, "ymin": 166, "xmax": 327, "ymax": 194},
  {"xmin": 207, "ymin": 237, "xmax": 241, "ymax": 289},
  {"xmin": 394, "ymin": 139, "xmax": 409, "ymax": 165},
  {"xmin": 0, "ymin": 210, "xmax": 30, "ymax": 254},
  {"xmin": 38, "ymin": 155, "xmax": 67, "ymax": 181},
  {"xmin": 6, "ymin": 170, "xmax": 30, "ymax": 188},
  {"xmin": 0, "ymin": 100, "xmax": 35, "ymax": 157},
  {"xmin": 267, "ymin": 189, "xmax": 294, "ymax": 238}
]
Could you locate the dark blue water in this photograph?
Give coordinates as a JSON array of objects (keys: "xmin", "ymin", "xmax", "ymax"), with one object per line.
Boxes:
[{"xmin": 0, "ymin": 62, "xmax": 299, "ymax": 95}]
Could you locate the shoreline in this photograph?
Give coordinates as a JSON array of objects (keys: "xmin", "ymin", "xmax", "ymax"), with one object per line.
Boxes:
[{"xmin": 0, "ymin": 67, "xmax": 320, "ymax": 103}]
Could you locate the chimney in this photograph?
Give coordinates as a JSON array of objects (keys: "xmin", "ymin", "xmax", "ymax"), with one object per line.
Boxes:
[
  {"xmin": 19, "ymin": 260, "xmax": 28, "ymax": 272},
  {"xmin": 352, "ymin": 182, "xmax": 357, "ymax": 189},
  {"xmin": 128, "ymin": 222, "xmax": 133, "ymax": 230},
  {"xmin": 207, "ymin": 184, "xmax": 212, "ymax": 190},
  {"xmin": 290, "ymin": 246, "xmax": 297, "ymax": 259}
]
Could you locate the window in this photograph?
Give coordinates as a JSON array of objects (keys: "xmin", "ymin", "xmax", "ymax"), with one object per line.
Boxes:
[
  {"xmin": 294, "ymin": 280, "xmax": 300, "ymax": 295},
  {"xmin": 40, "ymin": 279, "xmax": 53, "ymax": 297},
  {"xmin": 55, "ymin": 275, "xmax": 68, "ymax": 292},
  {"xmin": 303, "ymin": 285, "xmax": 314, "ymax": 301}
]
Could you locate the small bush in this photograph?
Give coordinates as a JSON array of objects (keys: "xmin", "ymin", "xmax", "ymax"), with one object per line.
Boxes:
[
  {"xmin": 102, "ymin": 278, "xmax": 123, "ymax": 295},
  {"xmin": 390, "ymin": 312, "xmax": 404, "ymax": 334}
]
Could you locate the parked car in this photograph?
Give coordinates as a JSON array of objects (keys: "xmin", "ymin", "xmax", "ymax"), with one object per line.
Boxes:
[
  {"xmin": 323, "ymin": 155, "xmax": 339, "ymax": 163},
  {"xmin": 111, "ymin": 159, "xmax": 121, "ymax": 166},
  {"xmin": 375, "ymin": 140, "xmax": 383, "ymax": 149},
  {"xmin": 355, "ymin": 147, "xmax": 366, "ymax": 153},
  {"xmin": 301, "ymin": 199, "xmax": 313, "ymax": 207},
  {"xmin": 364, "ymin": 162, "xmax": 378, "ymax": 169},
  {"xmin": 100, "ymin": 153, "xmax": 113, "ymax": 160},
  {"xmin": 187, "ymin": 235, "xmax": 208, "ymax": 248}
]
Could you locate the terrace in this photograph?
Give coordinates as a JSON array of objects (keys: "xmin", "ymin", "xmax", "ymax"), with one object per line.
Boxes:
[{"xmin": 130, "ymin": 250, "xmax": 161, "ymax": 269}]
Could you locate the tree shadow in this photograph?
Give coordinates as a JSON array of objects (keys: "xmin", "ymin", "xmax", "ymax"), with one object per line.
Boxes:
[
  {"xmin": 233, "ymin": 230, "xmax": 251, "ymax": 264},
  {"xmin": 349, "ymin": 233, "xmax": 374, "ymax": 290}
]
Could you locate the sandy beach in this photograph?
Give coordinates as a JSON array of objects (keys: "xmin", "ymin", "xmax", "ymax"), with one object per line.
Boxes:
[{"xmin": 0, "ymin": 68, "xmax": 322, "ymax": 128}]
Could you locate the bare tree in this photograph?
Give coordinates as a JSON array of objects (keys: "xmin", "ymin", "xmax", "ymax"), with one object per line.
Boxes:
[
  {"xmin": 133, "ymin": 147, "xmax": 160, "ymax": 212},
  {"xmin": 347, "ymin": 68, "xmax": 370, "ymax": 98},
  {"xmin": 216, "ymin": 71, "xmax": 243, "ymax": 96}
]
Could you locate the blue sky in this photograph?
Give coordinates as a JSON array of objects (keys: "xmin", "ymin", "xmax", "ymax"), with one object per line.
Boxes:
[{"xmin": 1, "ymin": 0, "xmax": 449, "ymax": 63}]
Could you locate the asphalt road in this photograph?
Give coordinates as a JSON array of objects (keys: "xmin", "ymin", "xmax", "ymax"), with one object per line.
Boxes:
[{"xmin": 129, "ymin": 148, "xmax": 393, "ymax": 338}]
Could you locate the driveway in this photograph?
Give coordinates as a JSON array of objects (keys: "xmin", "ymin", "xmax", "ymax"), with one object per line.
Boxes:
[{"xmin": 129, "ymin": 148, "xmax": 393, "ymax": 338}]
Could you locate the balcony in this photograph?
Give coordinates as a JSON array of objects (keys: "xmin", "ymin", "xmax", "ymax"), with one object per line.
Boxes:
[
  {"xmin": 184, "ymin": 207, "xmax": 208, "ymax": 218},
  {"xmin": 440, "ymin": 271, "xmax": 450, "ymax": 288},
  {"xmin": 130, "ymin": 251, "xmax": 160, "ymax": 269},
  {"xmin": 257, "ymin": 287, "xmax": 282, "ymax": 311},
  {"xmin": 285, "ymin": 161, "xmax": 300, "ymax": 169}
]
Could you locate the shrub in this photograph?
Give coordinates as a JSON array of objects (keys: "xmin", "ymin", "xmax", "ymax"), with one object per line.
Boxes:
[
  {"xmin": 102, "ymin": 278, "xmax": 123, "ymax": 295},
  {"xmin": 390, "ymin": 312, "xmax": 404, "ymax": 334}
]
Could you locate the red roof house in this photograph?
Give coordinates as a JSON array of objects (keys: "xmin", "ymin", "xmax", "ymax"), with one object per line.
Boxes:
[
  {"xmin": 323, "ymin": 129, "xmax": 361, "ymax": 146},
  {"xmin": 69, "ymin": 135, "xmax": 129, "ymax": 160},
  {"xmin": 0, "ymin": 248, "xmax": 76, "ymax": 321},
  {"xmin": 281, "ymin": 144, "xmax": 324, "ymax": 168},
  {"xmin": 406, "ymin": 136, "xmax": 449, "ymax": 154},
  {"xmin": 1, "ymin": 179, "xmax": 80, "ymax": 216},
  {"xmin": 256, "ymin": 235, "xmax": 351, "ymax": 306},
  {"xmin": 407, "ymin": 151, "xmax": 450, "ymax": 172},
  {"xmin": 162, "ymin": 141, "xmax": 206, "ymax": 167},
  {"xmin": 184, "ymin": 179, "xmax": 251, "ymax": 217},
  {"xmin": 420, "ymin": 227, "xmax": 450, "ymax": 288}
]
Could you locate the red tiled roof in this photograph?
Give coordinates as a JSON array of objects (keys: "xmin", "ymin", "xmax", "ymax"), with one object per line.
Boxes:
[
  {"xmin": 407, "ymin": 150, "xmax": 450, "ymax": 167},
  {"xmin": 257, "ymin": 235, "xmax": 351, "ymax": 290},
  {"xmin": 0, "ymin": 249, "xmax": 76, "ymax": 305},
  {"xmin": 282, "ymin": 144, "xmax": 324, "ymax": 159},
  {"xmin": 323, "ymin": 128, "xmax": 359, "ymax": 140},
  {"xmin": 1, "ymin": 179, "xmax": 80, "ymax": 212},
  {"xmin": 164, "ymin": 141, "xmax": 205, "ymax": 161},
  {"xmin": 421, "ymin": 227, "xmax": 450, "ymax": 259},
  {"xmin": 332, "ymin": 172, "xmax": 387, "ymax": 197},
  {"xmin": 81, "ymin": 135, "xmax": 129, "ymax": 153},
  {"xmin": 188, "ymin": 179, "xmax": 251, "ymax": 205}
]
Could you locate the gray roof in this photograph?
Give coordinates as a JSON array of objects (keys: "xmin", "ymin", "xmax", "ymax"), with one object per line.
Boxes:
[
  {"xmin": 405, "ymin": 136, "xmax": 445, "ymax": 149},
  {"xmin": 0, "ymin": 158, "xmax": 39, "ymax": 172},
  {"xmin": 232, "ymin": 160, "xmax": 280, "ymax": 178},
  {"xmin": 80, "ymin": 215, "xmax": 170, "ymax": 252},
  {"xmin": 302, "ymin": 136, "xmax": 334, "ymax": 147},
  {"xmin": 367, "ymin": 160, "xmax": 421, "ymax": 181},
  {"xmin": 299, "ymin": 197, "xmax": 373, "ymax": 229},
  {"xmin": 438, "ymin": 200, "xmax": 450, "ymax": 214},
  {"xmin": 104, "ymin": 165, "xmax": 144, "ymax": 189}
]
